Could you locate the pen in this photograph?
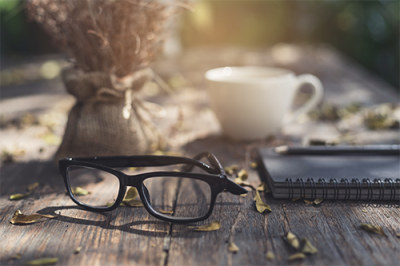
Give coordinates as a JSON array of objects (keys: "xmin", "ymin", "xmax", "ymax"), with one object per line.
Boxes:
[{"xmin": 274, "ymin": 145, "xmax": 400, "ymax": 155}]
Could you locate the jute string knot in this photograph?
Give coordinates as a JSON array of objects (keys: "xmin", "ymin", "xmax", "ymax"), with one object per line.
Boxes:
[{"xmin": 54, "ymin": 67, "xmax": 164, "ymax": 162}]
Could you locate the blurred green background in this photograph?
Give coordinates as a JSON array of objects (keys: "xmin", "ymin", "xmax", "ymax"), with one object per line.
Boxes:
[{"xmin": 1, "ymin": 0, "xmax": 399, "ymax": 89}]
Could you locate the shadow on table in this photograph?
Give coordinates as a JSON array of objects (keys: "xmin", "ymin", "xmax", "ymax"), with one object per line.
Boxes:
[{"xmin": 36, "ymin": 203, "xmax": 236, "ymax": 238}]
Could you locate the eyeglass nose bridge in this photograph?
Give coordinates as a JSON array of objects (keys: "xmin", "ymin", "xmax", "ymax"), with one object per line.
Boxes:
[{"xmin": 123, "ymin": 175, "xmax": 140, "ymax": 187}]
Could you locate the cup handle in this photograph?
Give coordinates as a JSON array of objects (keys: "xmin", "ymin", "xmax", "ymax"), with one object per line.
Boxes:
[{"xmin": 283, "ymin": 74, "xmax": 323, "ymax": 124}]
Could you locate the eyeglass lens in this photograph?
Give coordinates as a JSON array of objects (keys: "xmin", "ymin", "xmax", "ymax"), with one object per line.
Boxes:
[
  {"xmin": 143, "ymin": 176, "xmax": 212, "ymax": 218},
  {"xmin": 67, "ymin": 166, "xmax": 120, "ymax": 207}
]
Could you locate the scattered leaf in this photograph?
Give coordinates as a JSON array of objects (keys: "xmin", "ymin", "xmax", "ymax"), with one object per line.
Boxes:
[
  {"xmin": 237, "ymin": 169, "xmax": 248, "ymax": 181},
  {"xmin": 42, "ymin": 133, "xmax": 62, "ymax": 145},
  {"xmin": 124, "ymin": 187, "xmax": 139, "ymax": 200},
  {"xmin": 188, "ymin": 220, "xmax": 221, "ymax": 231},
  {"xmin": 314, "ymin": 199, "xmax": 323, "ymax": 205},
  {"xmin": 9, "ymin": 182, "xmax": 40, "ymax": 200},
  {"xmin": 24, "ymin": 257, "xmax": 58, "ymax": 265},
  {"xmin": 11, "ymin": 253, "xmax": 22, "ymax": 260},
  {"xmin": 27, "ymin": 182, "xmax": 39, "ymax": 191},
  {"xmin": 123, "ymin": 199, "xmax": 144, "ymax": 207},
  {"xmin": 10, "ymin": 194, "xmax": 27, "ymax": 200},
  {"xmin": 288, "ymin": 252, "xmax": 305, "ymax": 261},
  {"xmin": 253, "ymin": 191, "xmax": 272, "ymax": 213},
  {"xmin": 304, "ymin": 199, "xmax": 313, "ymax": 205},
  {"xmin": 362, "ymin": 210, "xmax": 367, "ymax": 213},
  {"xmin": 361, "ymin": 223, "xmax": 387, "ymax": 236},
  {"xmin": 301, "ymin": 238, "xmax": 318, "ymax": 254},
  {"xmin": 159, "ymin": 209, "xmax": 174, "ymax": 214},
  {"xmin": 265, "ymin": 251, "xmax": 275, "ymax": 260},
  {"xmin": 256, "ymin": 182, "xmax": 270, "ymax": 193},
  {"xmin": 74, "ymin": 246, "xmax": 82, "ymax": 254},
  {"xmin": 233, "ymin": 179, "xmax": 255, "ymax": 190},
  {"xmin": 224, "ymin": 164, "xmax": 239, "ymax": 175},
  {"xmin": 240, "ymin": 193, "xmax": 247, "ymax": 198},
  {"xmin": 250, "ymin": 162, "xmax": 258, "ymax": 169},
  {"xmin": 10, "ymin": 210, "xmax": 58, "ymax": 225},
  {"xmin": 285, "ymin": 232, "xmax": 300, "ymax": 249},
  {"xmin": 228, "ymin": 242, "xmax": 239, "ymax": 253},
  {"xmin": 118, "ymin": 187, "xmax": 144, "ymax": 206},
  {"xmin": 71, "ymin": 187, "xmax": 91, "ymax": 196},
  {"xmin": 292, "ymin": 195, "xmax": 306, "ymax": 201}
]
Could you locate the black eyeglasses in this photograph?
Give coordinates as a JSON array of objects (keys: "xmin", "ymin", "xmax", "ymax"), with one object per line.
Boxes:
[{"xmin": 59, "ymin": 152, "xmax": 247, "ymax": 223}]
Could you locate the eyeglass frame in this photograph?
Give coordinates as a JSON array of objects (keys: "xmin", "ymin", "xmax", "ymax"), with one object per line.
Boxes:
[{"xmin": 59, "ymin": 151, "xmax": 247, "ymax": 223}]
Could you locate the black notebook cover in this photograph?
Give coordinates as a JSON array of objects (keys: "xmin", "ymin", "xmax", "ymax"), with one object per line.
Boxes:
[{"xmin": 258, "ymin": 148, "xmax": 400, "ymax": 200}]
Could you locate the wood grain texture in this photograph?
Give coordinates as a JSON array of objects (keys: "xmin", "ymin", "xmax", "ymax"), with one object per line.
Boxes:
[{"xmin": 1, "ymin": 46, "xmax": 399, "ymax": 266}]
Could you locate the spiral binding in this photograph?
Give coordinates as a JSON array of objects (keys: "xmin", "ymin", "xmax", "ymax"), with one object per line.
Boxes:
[
  {"xmin": 307, "ymin": 178, "xmax": 316, "ymax": 199},
  {"xmin": 341, "ymin": 179, "xmax": 350, "ymax": 200},
  {"xmin": 285, "ymin": 178, "xmax": 399, "ymax": 200},
  {"xmin": 330, "ymin": 178, "xmax": 339, "ymax": 200}
]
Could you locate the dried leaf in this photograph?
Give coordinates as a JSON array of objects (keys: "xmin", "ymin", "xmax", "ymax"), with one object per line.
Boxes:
[
  {"xmin": 10, "ymin": 210, "xmax": 58, "ymax": 224},
  {"xmin": 10, "ymin": 194, "xmax": 28, "ymax": 200},
  {"xmin": 288, "ymin": 252, "xmax": 305, "ymax": 261},
  {"xmin": 314, "ymin": 199, "xmax": 323, "ymax": 205},
  {"xmin": 74, "ymin": 246, "xmax": 82, "ymax": 254},
  {"xmin": 233, "ymin": 179, "xmax": 256, "ymax": 190},
  {"xmin": 253, "ymin": 191, "xmax": 272, "ymax": 213},
  {"xmin": 265, "ymin": 251, "xmax": 275, "ymax": 260},
  {"xmin": 361, "ymin": 223, "xmax": 387, "ymax": 236},
  {"xmin": 42, "ymin": 133, "xmax": 62, "ymax": 145},
  {"xmin": 228, "ymin": 242, "xmax": 239, "ymax": 253},
  {"xmin": 250, "ymin": 162, "xmax": 258, "ymax": 169},
  {"xmin": 240, "ymin": 193, "xmax": 247, "ymax": 198},
  {"xmin": 11, "ymin": 253, "xmax": 22, "ymax": 260},
  {"xmin": 24, "ymin": 257, "xmax": 58, "ymax": 265},
  {"xmin": 188, "ymin": 220, "xmax": 221, "ymax": 231},
  {"xmin": 362, "ymin": 210, "xmax": 367, "ymax": 213},
  {"xmin": 71, "ymin": 187, "xmax": 91, "ymax": 196},
  {"xmin": 159, "ymin": 209, "xmax": 174, "ymax": 214},
  {"xmin": 301, "ymin": 238, "xmax": 318, "ymax": 254},
  {"xmin": 256, "ymin": 182, "xmax": 270, "ymax": 193},
  {"xmin": 10, "ymin": 182, "xmax": 39, "ymax": 200},
  {"xmin": 285, "ymin": 232, "xmax": 300, "ymax": 249},
  {"xmin": 124, "ymin": 187, "xmax": 139, "ymax": 200},
  {"xmin": 224, "ymin": 164, "xmax": 239, "ymax": 175},
  {"xmin": 304, "ymin": 199, "xmax": 313, "ymax": 205},
  {"xmin": 27, "ymin": 182, "xmax": 39, "ymax": 191},
  {"xmin": 292, "ymin": 195, "xmax": 306, "ymax": 201},
  {"xmin": 237, "ymin": 169, "xmax": 248, "ymax": 181},
  {"xmin": 123, "ymin": 199, "xmax": 144, "ymax": 207}
]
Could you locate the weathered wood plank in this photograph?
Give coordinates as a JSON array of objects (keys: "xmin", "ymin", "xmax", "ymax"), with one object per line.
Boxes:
[
  {"xmin": 1, "ymin": 46, "xmax": 399, "ymax": 266},
  {"xmin": 0, "ymin": 162, "xmax": 171, "ymax": 266}
]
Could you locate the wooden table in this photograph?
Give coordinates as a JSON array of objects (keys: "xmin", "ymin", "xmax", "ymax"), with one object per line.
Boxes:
[{"xmin": 1, "ymin": 45, "xmax": 399, "ymax": 265}]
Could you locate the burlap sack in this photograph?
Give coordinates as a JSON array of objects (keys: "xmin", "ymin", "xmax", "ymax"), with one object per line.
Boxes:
[{"xmin": 54, "ymin": 67, "xmax": 160, "ymax": 161}]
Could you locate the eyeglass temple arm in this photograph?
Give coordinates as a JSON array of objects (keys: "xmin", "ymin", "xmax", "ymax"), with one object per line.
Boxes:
[
  {"xmin": 68, "ymin": 155, "xmax": 215, "ymax": 174},
  {"xmin": 182, "ymin": 152, "xmax": 248, "ymax": 195},
  {"xmin": 226, "ymin": 178, "xmax": 248, "ymax": 195},
  {"xmin": 181, "ymin": 152, "xmax": 222, "ymax": 174}
]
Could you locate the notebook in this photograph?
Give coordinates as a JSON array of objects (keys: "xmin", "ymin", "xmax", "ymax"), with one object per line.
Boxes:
[{"xmin": 257, "ymin": 147, "xmax": 400, "ymax": 200}]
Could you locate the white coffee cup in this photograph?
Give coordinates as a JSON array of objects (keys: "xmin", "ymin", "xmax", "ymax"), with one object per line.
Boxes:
[{"xmin": 205, "ymin": 66, "xmax": 323, "ymax": 140}]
